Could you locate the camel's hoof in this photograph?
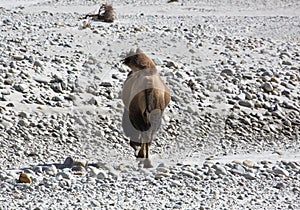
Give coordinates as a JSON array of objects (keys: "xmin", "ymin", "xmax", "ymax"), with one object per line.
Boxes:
[
  {"xmin": 143, "ymin": 159, "xmax": 153, "ymax": 168},
  {"xmin": 136, "ymin": 158, "xmax": 153, "ymax": 168}
]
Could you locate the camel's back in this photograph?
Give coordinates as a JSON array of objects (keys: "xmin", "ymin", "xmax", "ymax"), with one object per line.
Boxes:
[
  {"xmin": 122, "ymin": 69, "xmax": 170, "ymax": 132},
  {"xmin": 122, "ymin": 69, "xmax": 170, "ymax": 111}
]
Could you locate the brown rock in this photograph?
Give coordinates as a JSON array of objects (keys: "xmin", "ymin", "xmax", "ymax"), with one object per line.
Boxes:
[
  {"xmin": 243, "ymin": 160, "xmax": 255, "ymax": 168},
  {"xmin": 19, "ymin": 173, "xmax": 32, "ymax": 183},
  {"xmin": 274, "ymin": 150, "xmax": 284, "ymax": 155},
  {"xmin": 255, "ymin": 102, "xmax": 264, "ymax": 109},
  {"xmin": 13, "ymin": 55, "xmax": 25, "ymax": 61},
  {"xmin": 271, "ymin": 77, "xmax": 280, "ymax": 83}
]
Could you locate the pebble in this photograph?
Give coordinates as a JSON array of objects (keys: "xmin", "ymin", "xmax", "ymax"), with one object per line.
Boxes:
[
  {"xmin": 51, "ymin": 83, "xmax": 63, "ymax": 93},
  {"xmin": 33, "ymin": 166, "xmax": 43, "ymax": 174},
  {"xmin": 156, "ymin": 167, "xmax": 170, "ymax": 174},
  {"xmin": 243, "ymin": 160, "xmax": 255, "ymax": 168},
  {"xmin": 274, "ymin": 182, "xmax": 285, "ymax": 189},
  {"xmin": 88, "ymin": 166, "xmax": 101, "ymax": 177},
  {"xmin": 34, "ymin": 76, "xmax": 50, "ymax": 84},
  {"xmin": 91, "ymin": 199, "xmax": 101, "ymax": 207},
  {"xmin": 155, "ymin": 172, "xmax": 171, "ymax": 179},
  {"xmin": 238, "ymin": 100, "xmax": 253, "ymax": 108},
  {"xmin": 242, "ymin": 73, "xmax": 253, "ymax": 80},
  {"xmin": 19, "ymin": 173, "xmax": 32, "ymax": 183},
  {"xmin": 97, "ymin": 170, "xmax": 108, "ymax": 179},
  {"xmin": 282, "ymin": 60, "xmax": 292, "ymax": 65},
  {"xmin": 33, "ymin": 60, "xmax": 43, "ymax": 68},
  {"xmin": 272, "ymin": 166, "xmax": 289, "ymax": 177},
  {"xmin": 221, "ymin": 68, "xmax": 234, "ymax": 76},
  {"xmin": 74, "ymin": 160, "xmax": 88, "ymax": 167},
  {"xmin": 18, "ymin": 119, "xmax": 30, "ymax": 127},
  {"xmin": 180, "ymin": 170, "xmax": 195, "ymax": 178},
  {"xmin": 243, "ymin": 172, "xmax": 256, "ymax": 180},
  {"xmin": 72, "ymin": 166, "xmax": 85, "ymax": 174},
  {"xmin": 4, "ymin": 79, "xmax": 14, "ymax": 86},
  {"xmin": 56, "ymin": 171, "xmax": 72, "ymax": 180},
  {"xmin": 271, "ymin": 77, "xmax": 280, "ymax": 83},
  {"xmin": 100, "ymin": 82, "xmax": 113, "ymax": 87},
  {"xmin": 169, "ymin": 179, "xmax": 183, "ymax": 187},
  {"xmin": 274, "ymin": 150, "xmax": 284, "ymax": 155},
  {"xmin": 165, "ymin": 60, "xmax": 178, "ymax": 69},
  {"xmin": 212, "ymin": 164, "xmax": 228, "ymax": 176},
  {"xmin": 63, "ymin": 157, "xmax": 74, "ymax": 168},
  {"xmin": 13, "ymin": 55, "xmax": 25, "ymax": 61},
  {"xmin": 44, "ymin": 165, "xmax": 58, "ymax": 176},
  {"xmin": 14, "ymin": 84, "xmax": 29, "ymax": 93},
  {"xmin": 279, "ymin": 52, "xmax": 291, "ymax": 59},
  {"xmin": 230, "ymin": 164, "xmax": 246, "ymax": 175},
  {"xmin": 88, "ymin": 97, "xmax": 98, "ymax": 106},
  {"xmin": 263, "ymin": 82, "xmax": 274, "ymax": 92}
]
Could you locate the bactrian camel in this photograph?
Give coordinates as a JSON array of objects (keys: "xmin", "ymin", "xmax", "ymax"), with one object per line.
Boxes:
[{"xmin": 121, "ymin": 48, "xmax": 171, "ymax": 167}]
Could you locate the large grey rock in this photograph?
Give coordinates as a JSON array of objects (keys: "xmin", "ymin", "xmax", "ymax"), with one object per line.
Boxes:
[
  {"xmin": 212, "ymin": 164, "xmax": 228, "ymax": 176},
  {"xmin": 14, "ymin": 84, "xmax": 29, "ymax": 93},
  {"xmin": 230, "ymin": 164, "xmax": 246, "ymax": 175},
  {"xmin": 238, "ymin": 100, "xmax": 253, "ymax": 108},
  {"xmin": 221, "ymin": 68, "xmax": 234, "ymax": 76}
]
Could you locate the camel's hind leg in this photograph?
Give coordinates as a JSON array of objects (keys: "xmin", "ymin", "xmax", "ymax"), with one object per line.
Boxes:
[
  {"xmin": 137, "ymin": 143, "xmax": 146, "ymax": 158},
  {"xmin": 137, "ymin": 142, "xmax": 151, "ymax": 158},
  {"xmin": 143, "ymin": 143, "xmax": 153, "ymax": 168},
  {"xmin": 130, "ymin": 141, "xmax": 141, "ymax": 157},
  {"xmin": 137, "ymin": 143, "xmax": 153, "ymax": 168},
  {"xmin": 137, "ymin": 110, "xmax": 162, "ymax": 168},
  {"xmin": 136, "ymin": 131, "xmax": 153, "ymax": 168}
]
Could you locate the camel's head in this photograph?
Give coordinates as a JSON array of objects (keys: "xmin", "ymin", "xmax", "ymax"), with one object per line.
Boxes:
[
  {"xmin": 101, "ymin": 3, "xmax": 112, "ymax": 10},
  {"xmin": 99, "ymin": 3, "xmax": 116, "ymax": 23},
  {"xmin": 122, "ymin": 48, "xmax": 156, "ymax": 72}
]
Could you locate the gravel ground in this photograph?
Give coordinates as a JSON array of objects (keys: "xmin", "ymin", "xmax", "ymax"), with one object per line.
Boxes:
[{"xmin": 0, "ymin": 0, "xmax": 299, "ymax": 209}]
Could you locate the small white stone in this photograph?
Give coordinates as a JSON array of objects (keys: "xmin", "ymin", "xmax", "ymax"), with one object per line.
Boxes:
[
  {"xmin": 14, "ymin": 84, "xmax": 29, "ymax": 93},
  {"xmin": 97, "ymin": 170, "xmax": 108, "ymax": 179},
  {"xmin": 212, "ymin": 164, "xmax": 228, "ymax": 175},
  {"xmin": 44, "ymin": 165, "xmax": 58, "ymax": 176},
  {"xmin": 180, "ymin": 170, "xmax": 195, "ymax": 178},
  {"xmin": 156, "ymin": 167, "xmax": 170, "ymax": 174},
  {"xmin": 33, "ymin": 60, "xmax": 43, "ymax": 68},
  {"xmin": 169, "ymin": 179, "xmax": 183, "ymax": 187},
  {"xmin": 243, "ymin": 172, "xmax": 256, "ymax": 180},
  {"xmin": 273, "ymin": 166, "xmax": 289, "ymax": 177}
]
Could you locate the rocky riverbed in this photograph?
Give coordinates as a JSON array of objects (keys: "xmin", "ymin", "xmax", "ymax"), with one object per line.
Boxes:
[{"xmin": 0, "ymin": 0, "xmax": 299, "ymax": 209}]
